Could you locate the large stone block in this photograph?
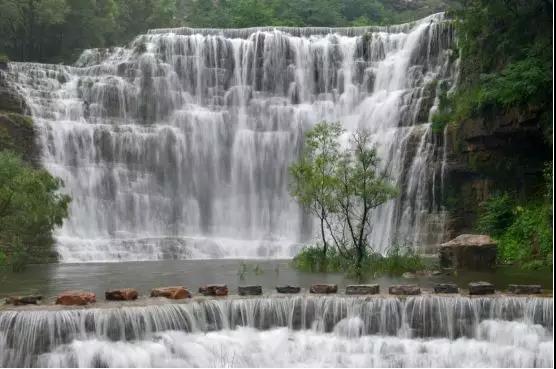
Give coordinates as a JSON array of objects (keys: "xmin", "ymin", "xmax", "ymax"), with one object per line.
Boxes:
[
  {"xmin": 389, "ymin": 285, "xmax": 421, "ymax": 295},
  {"xmin": 508, "ymin": 284, "xmax": 542, "ymax": 294},
  {"xmin": 310, "ymin": 284, "xmax": 338, "ymax": 294},
  {"xmin": 150, "ymin": 286, "xmax": 191, "ymax": 299},
  {"xmin": 238, "ymin": 285, "xmax": 262, "ymax": 296},
  {"xmin": 105, "ymin": 288, "xmax": 139, "ymax": 301},
  {"xmin": 468, "ymin": 281, "xmax": 495, "ymax": 295},
  {"xmin": 199, "ymin": 284, "xmax": 228, "ymax": 296},
  {"xmin": 276, "ymin": 285, "xmax": 301, "ymax": 294},
  {"xmin": 345, "ymin": 284, "xmax": 379, "ymax": 295},
  {"xmin": 56, "ymin": 291, "xmax": 96, "ymax": 305},
  {"xmin": 439, "ymin": 234, "xmax": 497, "ymax": 269},
  {"xmin": 6, "ymin": 295, "xmax": 42, "ymax": 305},
  {"xmin": 434, "ymin": 283, "xmax": 459, "ymax": 294}
]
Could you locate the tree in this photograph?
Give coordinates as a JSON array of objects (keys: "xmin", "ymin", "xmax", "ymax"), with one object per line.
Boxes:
[
  {"xmin": 290, "ymin": 122, "xmax": 344, "ymax": 258},
  {"xmin": 0, "ymin": 151, "xmax": 70, "ymax": 270},
  {"xmin": 289, "ymin": 122, "xmax": 397, "ymax": 272}
]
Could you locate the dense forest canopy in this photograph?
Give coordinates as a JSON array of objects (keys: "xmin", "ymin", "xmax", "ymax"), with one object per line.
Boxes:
[{"xmin": 0, "ymin": 0, "xmax": 456, "ymax": 63}]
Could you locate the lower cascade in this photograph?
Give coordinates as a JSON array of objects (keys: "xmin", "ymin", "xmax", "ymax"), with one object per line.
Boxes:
[
  {"xmin": 0, "ymin": 295, "xmax": 553, "ymax": 367},
  {"xmin": 6, "ymin": 13, "xmax": 457, "ymax": 261}
]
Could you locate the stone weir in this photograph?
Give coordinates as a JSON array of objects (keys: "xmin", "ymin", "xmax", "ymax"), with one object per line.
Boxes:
[{"xmin": 0, "ymin": 294, "xmax": 552, "ymax": 367}]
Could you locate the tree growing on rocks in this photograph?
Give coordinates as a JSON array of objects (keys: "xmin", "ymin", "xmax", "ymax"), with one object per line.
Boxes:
[
  {"xmin": 289, "ymin": 121, "xmax": 398, "ymax": 272},
  {"xmin": 0, "ymin": 150, "xmax": 70, "ymax": 270}
]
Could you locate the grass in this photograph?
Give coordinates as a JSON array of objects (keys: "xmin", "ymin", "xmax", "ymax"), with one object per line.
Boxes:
[{"xmin": 292, "ymin": 243, "xmax": 425, "ymax": 278}]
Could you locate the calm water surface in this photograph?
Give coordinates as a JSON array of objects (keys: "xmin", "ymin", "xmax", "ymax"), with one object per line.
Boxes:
[{"xmin": 0, "ymin": 259, "xmax": 552, "ymax": 300}]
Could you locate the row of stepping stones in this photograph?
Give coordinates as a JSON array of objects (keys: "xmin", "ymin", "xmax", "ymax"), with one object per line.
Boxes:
[{"xmin": 4, "ymin": 282, "xmax": 544, "ymax": 306}]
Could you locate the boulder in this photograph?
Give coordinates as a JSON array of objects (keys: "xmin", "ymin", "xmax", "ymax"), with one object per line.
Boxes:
[
  {"xmin": 508, "ymin": 284, "xmax": 542, "ymax": 294},
  {"xmin": 56, "ymin": 291, "xmax": 96, "ymax": 305},
  {"xmin": 345, "ymin": 284, "xmax": 379, "ymax": 295},
  {"xmin": 389, "ymin": 285, "xmax": 420, "ymax": 295},
  {"xmin": 468, "ymin": 281, "xmax": 495, "ymax": 295},
  {"xmin": 276, "ymin": 285, "xmax": 301, "ymax": 294},
  {"xmin": 434, "ymin": 283, "xmax": 459, "ymax": 294},
  {"xmin": 6, "ymin": 295, "xmax": 42, "ymax": 305},
  {"xmin": 439, "ymin": 234, "xmax": 497, "ymax": 269},
  {"xmin": 310, "ymin": 284, "xmax": 338, "ymax": 294},
  {"xmin": 238, "ymin": 285, "xmax": 262, "ymax": 296},
  {"xmin": 199, "ymin": 284, "xmax": 228, "ymax": 296},
  {"xmin": 150, "ymin": 286, "xmax": 191, "ymax": 299},
  {"xmin": 105, "ymin": 288, "xmax": 139, "ymax": 301}
]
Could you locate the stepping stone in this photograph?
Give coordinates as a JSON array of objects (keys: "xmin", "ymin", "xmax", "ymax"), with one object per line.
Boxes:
[
  {"xmin": 310, "ymin": 284, "xmax": 338, "ymax": 294},
  {"xmin": 6, "ymin": 295, "xmax": 42, "ymax": 305},
  {"xmin": 150, "ymin": 286, "xmax": 191, "ymax": 299},
  {"xmin": 105, "ymin": 288, "xmax": 139, "ymax": 301},
  {"xmin": 434, "ymin": 283, "xmax": 459, "ymax": 294},
  {"xmin": 389, "ymin": 285, "xmax": 420, "ymax": 295},
  {"xmin": 508, "ymin": 284, "xmax": 542, "ymax": 294},
  {"xmin": 56, "ymin": 290, "xmax": 96, "ymax": 305},
  {"xmin": 345, "ymin": 284, "xmax": 379, "ymax": 295},
  {"xmin": 238, "ymin": 285, "xmax": 262, "ymax": 296},
  {"xmin": 199, "ymin": 284, "xmax": 228, "ymax": 296},
  {"xmin": 468, "ymin": 281, "xmax": 495, "ymax": 295},
  {"xmin": 276, "ymin": 285, "xmax": 301, "ymax": 294}
]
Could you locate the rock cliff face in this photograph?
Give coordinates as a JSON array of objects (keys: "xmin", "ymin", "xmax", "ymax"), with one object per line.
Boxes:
[{"xmin": 442, "ymin": 107, "xmax": 550, "ymax": 237}]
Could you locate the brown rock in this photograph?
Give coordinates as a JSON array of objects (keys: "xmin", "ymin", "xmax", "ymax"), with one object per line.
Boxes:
[
  {"xmin": 508, "ymin": 284, "xmax": 542, "ymax": 294},
  {"xmin": 6, "ymin": 295, "xmax": 42, "ymax": 305},
  {"xmin": 199, "ymin": 284, "xmax": 228, "ymax": 296},
  {"xmin": 345, "ymin": 284, "xmax": 379, "ymax": 295},
  {"xmin": 389, "ymin": 285, "xmax": 421, "ymax": 295},
  {"xmin": 468, "ymin": 281, "xmax": 495, "ymax": 295},
  {"xmin": 105, "ymin": 288, "xmax": 139, "ymax": 301},
  {"xmin": 439, "ymin": 234, "xmax": 497, "ymax": 270},
  {"xmin": 310, "ymin": 284, "xmax": 338, "ymax": 294},
  {"xmin": 56, "ymin": 291, "xmax": 96, "ymax": 305},
  {"xmin": 150, "ymin": 286, "xmax": 191, "ymax": 299}
]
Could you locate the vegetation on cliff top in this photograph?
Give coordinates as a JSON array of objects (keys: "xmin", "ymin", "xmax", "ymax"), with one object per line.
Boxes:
[
  {"xmin": 0, "ymin": 0, "xmax": 455, "ymax": 64},
  {"xmin": 434, "ymin": 0, "xmax": 552, "ymax": 139}
]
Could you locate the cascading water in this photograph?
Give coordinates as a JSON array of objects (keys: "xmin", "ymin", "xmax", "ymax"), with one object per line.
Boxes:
[
  {"xmin": 6, "ymin": 13, "xmax": 457, "ymax": 262},
  {"xmin": 0, "ymin": 295, "xmax": 552, "ymax": 367}
]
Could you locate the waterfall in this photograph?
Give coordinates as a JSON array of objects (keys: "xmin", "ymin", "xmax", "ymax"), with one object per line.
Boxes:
[
  {"xmin": 0, "ymin": 295, "xmax": 552, "ymax": 367},
  {"xmin": 6, "ymin": 13, "xmax": 457, "ymax": 262}
]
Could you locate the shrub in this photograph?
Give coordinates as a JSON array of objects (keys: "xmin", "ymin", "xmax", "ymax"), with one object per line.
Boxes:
[
  {"xmin": 292, "ymin": 243, "xmax": 425, "ymax": 277},
  {"xmin": 477, "ymin": 193, "xmax": 515, "ymax": 237}
]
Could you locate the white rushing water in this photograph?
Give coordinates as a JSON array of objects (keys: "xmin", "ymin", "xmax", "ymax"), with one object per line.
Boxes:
[
  {"xmin": 36, "ymin": 323, "xmax": 553, "ymax": 368},
  {"xmin": 0, "ymin": 296, "xmax": 552, "ymax": 367},
  {"xmin": 6, "ymin": 13, "xmax": 457, "ymax": 261}
]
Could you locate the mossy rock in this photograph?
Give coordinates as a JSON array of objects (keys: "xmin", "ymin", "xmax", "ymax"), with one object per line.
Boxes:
[{"xmin": 0, "ymin": 112, "xmax": 37, "ymax": 163}]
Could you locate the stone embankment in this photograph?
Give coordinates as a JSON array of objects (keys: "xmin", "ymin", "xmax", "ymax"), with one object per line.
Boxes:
[{"xmin": 3, "ymin": 282, "xmax": 546, "ymax": 308}]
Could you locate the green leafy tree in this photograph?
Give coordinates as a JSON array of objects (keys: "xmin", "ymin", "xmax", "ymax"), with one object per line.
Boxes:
[
  {"xmin": 0, "ymin": 151, "xmax": 70, "ymax": 270},
  {"xmin": 290, "ymin": 122, "xmax": 344, "ymax": 258},
  {"xmin": 290, "ymin": 122, "xmax": 397, "ymax": 272}
]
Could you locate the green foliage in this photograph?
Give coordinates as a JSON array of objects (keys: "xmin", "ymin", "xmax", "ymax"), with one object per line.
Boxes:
[
  {"xmin": 289, "ymin": 121, "xmax": 398, "ymax": 274},
  {"xmin": 0, "ymin": 53, "xmax": 8, "ymax": 64},
  {"xmin": 475, "ymin": 165, "xmax": 553, "ymax": 269},
  {"xmin": 0, "ymin": 0, "xmax": 455, "ymax": 63},
  {"xmin": 477, "ymin": 193, "xmax": 514, "ymax": 237},
  {"xmin": 0, "ymin": 150, "xmax": 70, "ymax": 270},
  {"xmin": 497, "ymin": 203, "xmax": 552, "ymax": 266},
  {"xmin": 449, "ymin": 0, "xmax": 552, "ymax": 131},
  {"xmin": 293, "ymin": 243, "xmax": 424, "ymax": 277}
]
